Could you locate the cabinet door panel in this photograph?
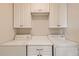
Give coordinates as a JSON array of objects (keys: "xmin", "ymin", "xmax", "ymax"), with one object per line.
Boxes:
[
  {"xmin": 49, "ymin": 4, "xmax": 67, "ymax": 28},
  {"xmin": 14, "ymin": 4, "xmax": 24, "ymax": 28},
  {"xmin": 14, "ymin": 3, "xmax": 31, "ymax": 28},
  {"xmin": 22, "ymin": 4, "xmax": 31, "ymax": 28},
  {"xmin": 31, "ymin": 3, "xmax": 49, "ymax": 12},
  {"xmin": 27, "ymin": 45, "xmax": 52, "ymax": 56},
  {"xmin": 58, "ymin": 4, "xmax": 67, "ymax": 27},
  {"xmin": 49, "ymin": 4, "xmax": 58, "ymax": 28}
]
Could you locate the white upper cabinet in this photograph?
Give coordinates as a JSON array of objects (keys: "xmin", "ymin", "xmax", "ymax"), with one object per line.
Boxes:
[
  {"xmin": 49, "ymin": 4, "xmax": 67, "ymax": 28},
  {"xmin": 31, "ymin": 3, "xmax": 49, "ymax": 13},
  {"xmin": 58, "ymin": 4, "xmax": 67, "ymax": 27},
  {"xmin": 14, "ymin": 3, "xmax": 31, "ymax": 28},
  {"xmin": 49, "ymin": 4, "xmax": 58, "ymax": 28}
]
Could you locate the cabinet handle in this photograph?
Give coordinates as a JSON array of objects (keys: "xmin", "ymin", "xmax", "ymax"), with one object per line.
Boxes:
[
  {"xmin": 37, "ymin": 55, "xmax": 42, "ymax": 56},
  {"xmin": 36, "ymin": 49, "xmax": 43, "ymax": 51},
  {"xmin": 20, "ymin": 25, "xmax": 23, "ymax": 27},
  {"xmin": 38, "ymin": 9, "xmax": 42, "ymax": 11},
  {"xmin": 36, "ymin": 48, "xmax": 43, "ymax": 56},
  {"xmin": 57, "ymin": 25, "xmax": 61, "ymax": 27},
  {"xmin": 37, "ymin": 55, "xmax": 40, "ymax": 56}
]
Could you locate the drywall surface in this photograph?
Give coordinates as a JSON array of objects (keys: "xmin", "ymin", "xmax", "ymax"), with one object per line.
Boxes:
[
  {"xmin": 0, "ymin": 4, "xmax": 14, "ymax": 43},
  {"xmin": 32, "ymin": 15, "xmax": 49, "ymax": 36},
  {"xmin": 65, "ymin": 4, "xmax": 79, "ymax": 42}
]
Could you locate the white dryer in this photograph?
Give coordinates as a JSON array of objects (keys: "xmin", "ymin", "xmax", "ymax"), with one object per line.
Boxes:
[{"xmin": 48, "ymin": 35, "xmax": 79, "ymax": 56}]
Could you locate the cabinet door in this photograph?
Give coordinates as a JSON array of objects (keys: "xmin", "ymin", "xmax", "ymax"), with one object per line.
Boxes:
[
  {"xmin": 14, "ymin": 4, "xmax": 22, "ymax": 28},
  {"xmin": 14, "ymin": 3, "xmax": 23, "ymax": 28},
  {"xmin": 14, "ymin": 3, "xmax": 31, "ymax": 28},
  {"xmin": 22, "ymin": 4, "xmax": 31, "ymax": 28},
  {"xmin": 49, "ymin": 4, "xmax": 67, "ymax": 28},
  {"xmin": 49, "ymin": 4, "xmax": 59, "ymax": 28},
  {"xmin": 58, "ymin": 4, "xmax": 67, "ymax": 28},
  {"xmin": 0, "ymin": 46, "xmax": 26, "ymax": 56},
  {"xmin": 31, "ymin": 3, "xmax": 49, "ymax": 13},
  {"xmin": 27, "ymin": 45, "xmax": 52, "ymax": 56}
]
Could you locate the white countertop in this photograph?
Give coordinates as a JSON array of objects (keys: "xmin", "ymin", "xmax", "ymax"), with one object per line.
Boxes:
[
  {"xmin": 0, "ymin": 36, "xmax": 53, "ymax": 46},
  {"xmin": 0, "ymin": 39, "xmax": 29, "ymax": 46},
  {"xmin": 52, "ymin": 39, "xmax": 78, "ymax": 46},
  {"xmin": 0, "ymin": 35, "xmax": 78, "ymax": 46},
  {"xmin": 28, "ymin": 36, "xmax": 53, "ymax": 45},
  {"xmin": 48, "ymin": 35, "xmax": 78, "ymax": 46}
]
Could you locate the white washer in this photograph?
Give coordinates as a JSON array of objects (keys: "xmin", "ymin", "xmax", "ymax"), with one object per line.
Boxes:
[{"xmin": 48, "ymin": 35, "xmax": 78, "ymax": 56}]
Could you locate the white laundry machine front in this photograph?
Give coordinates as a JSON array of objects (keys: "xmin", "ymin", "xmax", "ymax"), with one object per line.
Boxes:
[
  {"xmin": 54, "ymin": 41, "xmax": 78, "ymax": 56},
  {"xmin": 48, "ymin": 35, "xmax": 79, "ymax": 56}
]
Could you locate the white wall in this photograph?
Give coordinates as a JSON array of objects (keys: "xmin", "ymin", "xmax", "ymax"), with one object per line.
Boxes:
[
  {"xmin": 0, "ymin": 4, "xmax": 14, "ymax": 43},
  {"xmin": 32, "ymin": 15, "xmax": 49, "ymax": 36},
  {"xmin": 65, "ymin": 4, "xmax": 79, "ymax": 42}
]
